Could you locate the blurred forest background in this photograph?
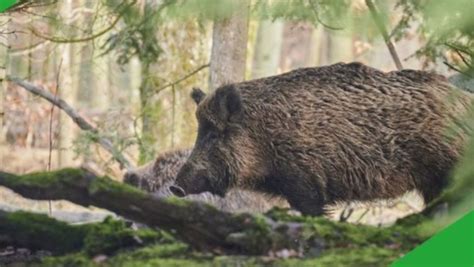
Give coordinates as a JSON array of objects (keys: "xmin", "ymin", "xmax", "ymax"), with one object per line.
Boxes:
[{"xmin": 0, "ymin": 0, "xmax": 473, "ymax": 224}]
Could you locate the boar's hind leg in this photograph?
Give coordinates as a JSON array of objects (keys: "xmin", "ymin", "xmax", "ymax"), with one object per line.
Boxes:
[{"xmin": 417, "ymin": 173, "xmax": 448, "ymax": 205}]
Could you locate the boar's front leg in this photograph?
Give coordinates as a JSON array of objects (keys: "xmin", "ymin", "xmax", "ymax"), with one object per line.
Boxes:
[{"xmin": 279, "ymin": 178, "xmax": 326, "ymax": 216}]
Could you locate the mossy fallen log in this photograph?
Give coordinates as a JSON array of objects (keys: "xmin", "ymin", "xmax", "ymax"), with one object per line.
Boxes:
[
  {"xmin": 0, "ymin": 168, "xmax": 304, "ymax": 255},
  {"xmin": 0, "ymin": 168, "xmax": 461, "ymax": 259},
  {"xmin": 38, "ymin": 208, "xmax": 432, "ymax": 266},
  {"xmin": 0, "ymin": 210, "xmax": 86, "ymax": 254},
  {"xmin": 0, "ymin": 211, "xmax": 166, "ymax": 255}
]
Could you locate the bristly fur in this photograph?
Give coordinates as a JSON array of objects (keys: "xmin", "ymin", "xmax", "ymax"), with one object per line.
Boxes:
[{"xmin": 175, "ymin": 62, "xmax": 473, "ymax": 216}]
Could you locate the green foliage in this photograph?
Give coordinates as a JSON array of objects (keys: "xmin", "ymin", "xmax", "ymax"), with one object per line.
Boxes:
[
  {"xmin": 73, "ymin": 129, "xmax": 136, "ymax": 169},
  {"xmin": 394, "ymin": 0, "xmax": 474, "ymax": 74},
  {"xmin": 102, "ymin": 0, "xmax": 174, "ymax": 65},
  {"xmin": 163, "ymin": 0, "xmax": 351, "ymax": 29},
  {"xmin": 164, "ymin": 0, "xmax": 244, "ymax": 21}
]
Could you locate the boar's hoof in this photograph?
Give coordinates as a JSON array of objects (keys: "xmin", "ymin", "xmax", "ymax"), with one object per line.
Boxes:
[{"xmin": 169, "ymin": 185, "xmax": 186, "ymax": 197}]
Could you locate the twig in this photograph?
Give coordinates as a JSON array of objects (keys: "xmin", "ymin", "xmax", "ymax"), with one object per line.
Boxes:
[
  {"xmin": 445, "ymin": 43, "xmax": 473, "ymax": 69},
  {"xmin": 365, "ymin": 0, "xmax": 403, "ymax": 70},
  {"xmin": 152, "ymin": 63, "xmax": 210, "ymax": 96},
  {"xmin": 444, "ymin": 61, "xmax": 473, "ymax": 78},
  {"xmin": 6, "ymin": 0, "xmax": 58, "ymax": 13},
  {"xmin": 339, "ymin": 204, "xmax": 354, "ymax": 222},
  {"xmin": 7, "ymin": 76, "xmax": 134, "ymax": 170},
  {"xmin": 143, "ymin": 63, "xmax": 210, "ymax": 107},
  {"xmin": 356, "ymin": 208, "xmax": 370, "ymax": 223},
  {"xmin": 29, "ymin": 14, "xmax": 122, "ymax": 44},
  {"xmin": 47, "ymin": 59, "xmax": 63, "ymax": 216},
  {"xmin": 28, "ymin": 0, "xmax": 137, "ymax": 44},
  {"xmin": 308, "ymin": 0, "xmax": 344, "ymax": 30}
]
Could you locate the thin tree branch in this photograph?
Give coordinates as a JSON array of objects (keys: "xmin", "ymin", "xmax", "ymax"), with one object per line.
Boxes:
[
  {"xmin": 444, "ymin": 61, "xmax": 473, "ymax": 78},
  {"xmin": 47, "ymin": 59, "xmax": 62, "ymax": 216},
  {"xmin": 365, "ymin": 0, "xmax": 403, "ymax": 70},
  {"xmin": 143, "ymin": 63, "xmax": 210, "ymax": 107},
  {"xmin": 308, "ymin": 0, "xmax": 344, "ymax": 30},
  {"xmin": 29, "ymin": 14, "xmax": 122, "ymax": 44},
  {"xmin": 6, "ymin": 76, "xmax": 134, "ymax": 170},
  {"xmin": 445, "ymin": 43, "xmax": 473, "ymax": 69},
  {"xmin": 28, "ymin": 0, "xmax": 137, "ymax": 44},
  {"xmin": 152, "ymin": 63, "xmax": 210, "ymax": 96}
]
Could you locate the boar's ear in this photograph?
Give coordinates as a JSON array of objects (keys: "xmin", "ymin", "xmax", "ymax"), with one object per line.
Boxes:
[
  {"xmin": 214, "ymin": 85, "xmax": 243, "ymax": 123},
  {"xmin": 191, "ymin": 87, "xmax": 206, "ymax": 105}
]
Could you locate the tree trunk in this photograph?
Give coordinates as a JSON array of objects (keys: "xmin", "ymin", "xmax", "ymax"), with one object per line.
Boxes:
[
  {"xmin": 308, "ymin": 26, "xmax": 324, "ymax": 66},
  {"xmin": 209, "ymin": 1, "xmax": 249, "ymax": 91},
  {"xmin": 129, "ymin": 57, "xmax": 141, "ymax": 109},
  {"xmin": 138, "ymin": 60, "xmax": 157, "ymax": 164},
  {"xmin": 92, "ymin": 21, "xmax": 110, "ymax": 110},
  {"xmin": 251, "ymin": 19, "xmax": 283, "ymax": 79},
  {"xmin": 137, "ymin": 2, "xmax": 158, "ymax": 164},
  {"xmin": 0, "ymin": 16, "xmax": 9, "ymax": 145},
  {"xmin": 57, "ymin": 0, "xmax": 77, "ymax": 167}
]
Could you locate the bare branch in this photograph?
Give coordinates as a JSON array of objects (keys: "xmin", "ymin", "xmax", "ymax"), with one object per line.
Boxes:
[
  {"xmin": 308, "ymin": 0, "xmax": 344, "ymax": 30},
  {"xmin": 28, "ymin": 0, "xmax": 138, "ymax": 44},
  {"xmin": 29, "ymin": 14, "xmax": 122, "ymax": 44},
  {"xmin": 365, "ymin": 0, "xmax": 403, "ymax": 70},
  {"xmin": 152, "ymin": 63, "xmax": 210, "ymax": 95},
  {"xmin": 444, "ymin": 61, "xmax": 473, "ymax": 78},
  {"xmin": 6, "ymin": 76, "xmax": 134, "ymax": 170}
]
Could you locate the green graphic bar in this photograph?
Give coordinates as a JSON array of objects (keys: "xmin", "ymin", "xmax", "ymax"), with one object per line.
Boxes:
[
  {"xmin": 392, "ymin": 211, "xmax": 474, "ymax": 267},
  {"xmin": 0, "ymin": 0, "xmax": 17, "ymax": 13}
]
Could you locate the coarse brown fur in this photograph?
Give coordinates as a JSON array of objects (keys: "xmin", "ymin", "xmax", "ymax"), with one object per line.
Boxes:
[
  {"xmin": 124, "ymin": 149, "xmax": 192, "ymax": 192},
  {"xmin": 174, "ymin": 62, "xmax": 473, "ymax": 216},
  {"xmin": 123, "ymin": 149, "xmax": 288, "ymax": 213}
]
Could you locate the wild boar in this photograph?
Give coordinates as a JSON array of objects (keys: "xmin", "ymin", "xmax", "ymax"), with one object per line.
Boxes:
[{"xmin": 171, "ymin": 62, "xmax": 472, "ymax": 216}]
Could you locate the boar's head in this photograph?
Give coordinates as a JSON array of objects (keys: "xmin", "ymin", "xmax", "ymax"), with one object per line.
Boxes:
[{"xmin": 170, "ymin": 85, "xmax": 266, "ymax": 198}]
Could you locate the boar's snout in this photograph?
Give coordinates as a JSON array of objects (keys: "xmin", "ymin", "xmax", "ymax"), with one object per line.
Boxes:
[
  {"xmin": 174, "ymin": 162, "xmax": 216, "ymax": 196},
  {"xmin": 169, "ymin": 185, "xmax": 186, "ymax": 197}
]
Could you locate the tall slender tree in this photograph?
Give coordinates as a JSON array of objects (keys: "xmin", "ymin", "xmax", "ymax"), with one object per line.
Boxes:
[
  {"xmin": 57, "ymin": 0, "xmax": 77, "ymax": 167},
  {"xmin": 209, "ymin": 0, "xmax": 249, "ymax": 91},
  {"xmin": 251, "ymin": 19, "xmax": 283, "ymax": 79},
  {"xmin": 0, "ymin": 16, "xmax": 9, "ymax": 146}
]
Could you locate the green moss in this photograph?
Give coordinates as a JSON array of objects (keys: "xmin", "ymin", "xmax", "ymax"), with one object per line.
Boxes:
[
  {"xmin": 2, "ymin": 168, "xmax": 84, "ymax": 188},
  {"xmin": 41, "ymin": 246, "xmax": 401, "ymax": 267},
  {"xmin": 83, "ymin": 216, "xmax": 167, "ymax": 256},
  {"xmin": 88, "ymin": 175, "xmax": 146, "ymax": 198},
  {"xmin": 40, "ymin": 253, "xmax": 97, "ymax": 267},
  {"xmin": 109, "ymin": 243, "xmax": 189, "ymax": 263},
  {"xmin": 42, "ymin": 243, "xmax": 198, "ymax": 267},
  {"xmin": 265, "ymin": 207, "xmax": 425, "ymax": 252},
  {"xmin": 279, "ymin": 247, "xmax": 400, "ymax": 267},
  {"xmin": 162, "ymin": 196, "xmax": 193, "ymax": 207},
  {"xmin": 1, "ymin": 211, "xmax": 87, "ymax": 254}
]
